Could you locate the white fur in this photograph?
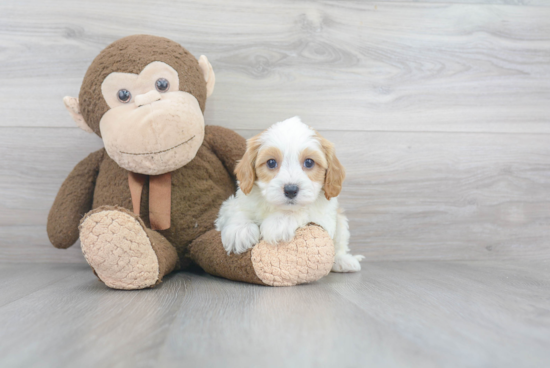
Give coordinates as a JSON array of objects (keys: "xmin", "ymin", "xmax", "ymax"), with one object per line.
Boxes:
[{"xmin": 215, "ymin": 116, "xmax": 363, "ymax": 273}]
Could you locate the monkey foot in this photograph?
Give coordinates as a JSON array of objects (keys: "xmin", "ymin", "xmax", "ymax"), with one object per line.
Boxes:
[
  {"xmin": 187, "ymin": 224, "xmax": 335, "ymax": 287},
  {"xmin": 190, "ymin": 225, "xmax": 334, "ymax": 286},
  {"xmin": 79, "ymin": 206, "xmax": 160, "ymax": 290},
  {"xmin": 250, "ymin": 225, "xmax": 335, "ymax": 286}
]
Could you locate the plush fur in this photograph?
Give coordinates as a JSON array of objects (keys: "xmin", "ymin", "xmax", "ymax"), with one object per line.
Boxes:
[
  {"xmin": 48, "ymin": 35, "xmax": 336, "ymax": 289},
  {"xmin": 49, "ymin": 125, "xmax": 243, "ymax": 265},
  {"xmin": 216, "ymin": 117, "xmax": 364, "ymax": 272},
  {"xmin": 79, "ymin": 35, "xmax": 207, "ymax": 136}
]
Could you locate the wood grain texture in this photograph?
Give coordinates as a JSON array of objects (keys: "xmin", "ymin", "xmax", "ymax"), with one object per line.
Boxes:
[
  {"xmin": 1, "ymin": 0, "xmax": 550, "ymax": 262},
  {"xmin": 2, "ymin": 127, "xmax": 549, "ymax": 262},
  {"xmin": 329, "ymin": 260, "xmax": 550, "ymax": 368},
  {"xmin": 0, "ymin": 261, "xmax": 548, "ymax": 367},
  {"xmin": 0, "ymin": 226, "xmax": 85, "ymax": 264},
  {"xmin": 0, "ymin": 263, "xmax": 83, "ymax": 306},
  {"xmin": 1, "ymin": 2, "xmax": 549, "ymax": 367},
  {"xmin": 0, "ymin": 263, "xmax": 190, "ymax": 368},
  {"xmin": 0, "ymin": 0, "xmax": 549, "ymax": 133}
]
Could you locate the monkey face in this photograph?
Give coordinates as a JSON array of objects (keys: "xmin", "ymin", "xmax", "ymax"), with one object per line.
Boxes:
[
  {"xmin": 63, "ymin": 35, "xmax": 216, "ymax": 175},
  {"xmin": 98, "ymin": 61, "xmax": 205, "ymax": 175}
]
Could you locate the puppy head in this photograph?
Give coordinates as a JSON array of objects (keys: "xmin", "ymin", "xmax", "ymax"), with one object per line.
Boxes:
[{"xmin": 235, "ymin": 116, "xmax": 345, "ymax": 208}]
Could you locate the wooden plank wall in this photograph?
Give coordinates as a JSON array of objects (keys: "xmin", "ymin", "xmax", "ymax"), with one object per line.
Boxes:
[{"xmin": 1, "ymin": 0, "xmax": 549, "ymax": 263}]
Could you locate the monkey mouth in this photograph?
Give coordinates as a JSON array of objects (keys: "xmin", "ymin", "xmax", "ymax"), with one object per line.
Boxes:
[{"xmin": 119, "ymin": 135, "xmax": 195, "ymax": 156}]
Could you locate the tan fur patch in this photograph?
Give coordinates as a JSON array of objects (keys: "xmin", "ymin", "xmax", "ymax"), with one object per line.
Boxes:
[
  {"xmin": 300, "ymin": 147, "xmax": 327, "ymax": 184},
  {"xmin": 255, "ymin": 146, "xmax": 282, "ymax": 183},
  {"xmin": 314, "ymin": 132, "xmax": 346, "ymax": 199},
  {"xmin": 235, "ymin": 133, "xmax": 262, "ymax": 194}
]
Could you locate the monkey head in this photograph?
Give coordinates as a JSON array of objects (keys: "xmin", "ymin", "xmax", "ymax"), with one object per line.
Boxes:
[{"xmin": 63, "ymin": 35, "xmax": 215, "ymax": 175}]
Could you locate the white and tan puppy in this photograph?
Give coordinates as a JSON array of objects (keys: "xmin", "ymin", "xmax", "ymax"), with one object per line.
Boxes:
[{"xmin": 215, "ymin": 116, "xmax": 363, "ymax": 272}]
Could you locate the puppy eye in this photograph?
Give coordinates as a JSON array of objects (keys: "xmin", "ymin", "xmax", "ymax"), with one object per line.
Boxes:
[
  {"xmin": 304, "ymin": 158, "xmax": 315, "ymax": 168},
  {"xmin": 155, "ymin": 78, "xmax": 170, "ymax": 92},
  {"xmin": 117, "ymin": 89, "xmax": 132, "ymax": 103},
  {"xmin": 266, "ymin": 159, "xmax": 277, "ymax": 169}
]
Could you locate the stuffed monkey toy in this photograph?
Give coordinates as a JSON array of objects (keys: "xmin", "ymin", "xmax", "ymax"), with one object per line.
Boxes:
[{"xmin": 47, "ymin": 35, "xmax": 335, "ymax": 289}]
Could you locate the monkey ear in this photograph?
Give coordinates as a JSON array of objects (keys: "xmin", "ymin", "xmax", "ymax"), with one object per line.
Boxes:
[
  {"xmin": 63, "ymin": 96, "xmax": 94, "ymax": 134},
  {"xmin": 198, "ymin": 55, "xmax": 216, "ymax": 98}
]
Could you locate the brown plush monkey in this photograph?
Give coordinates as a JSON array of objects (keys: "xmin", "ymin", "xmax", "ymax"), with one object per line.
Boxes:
[{"xmin": 48, "ymin": 35, "xmax": 334, "ymax": 289}]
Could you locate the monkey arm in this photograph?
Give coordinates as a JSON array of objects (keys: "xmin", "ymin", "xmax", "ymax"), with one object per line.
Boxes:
[
  {"xmin": 203, "ymin": 125, "xmax": 246, "ymax": 181},
  {"xmin": 47, "ymin": 149, "xmax": 105, "ymax": 249}
]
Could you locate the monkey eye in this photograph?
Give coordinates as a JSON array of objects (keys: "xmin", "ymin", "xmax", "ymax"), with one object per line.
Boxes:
[
  {"xmin": 117, "ymin": 89, "xmax": 132, "ymax": 103},
  {"xmin": 267, "ymin": 159, "xmax": 277, "ymax": 169},
  {"xmin": 304, "ymin": 158, "xmax": 315, "ymax": 168},
  {"xmin": 155, "ymin": 78, "xmax": 170, "ymax": 92}
]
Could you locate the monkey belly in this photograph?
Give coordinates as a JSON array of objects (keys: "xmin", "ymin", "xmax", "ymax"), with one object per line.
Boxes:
[{"xmin": 91, "ymin": 144, "xmax": 236, "ymax": 265}]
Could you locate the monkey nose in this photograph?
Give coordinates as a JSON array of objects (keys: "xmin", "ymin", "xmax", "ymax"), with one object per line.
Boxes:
[{"xmin": 135, "ymin": 90, "xmax": 162, "ymax": 107}]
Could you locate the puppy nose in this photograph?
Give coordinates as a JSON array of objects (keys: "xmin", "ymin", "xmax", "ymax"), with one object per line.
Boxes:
[
  {"xmin": 135, "ymin": 90, "xmax": 162, "ymax": 107},
  {"xmin": 284, "ymin": 184, "xmax": 299, "ymax": 199}
]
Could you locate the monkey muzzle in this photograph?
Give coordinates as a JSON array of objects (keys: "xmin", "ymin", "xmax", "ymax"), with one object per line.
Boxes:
[{"xmin": 100, "ymin": 91, "xmax": 205, "ymax": 176}]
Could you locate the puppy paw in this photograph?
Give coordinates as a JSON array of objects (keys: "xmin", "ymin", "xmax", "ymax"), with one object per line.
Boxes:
[
  {"xmin": 260, "ymin": 224, "xmax": 297, "ymax": 245},
  {"xmin": 332, "ymin": 254, "xmax": 364, "ymax": 273},
  {"xmin": 221, "ymin": 223, "xmax": 260, "ymax": 254}
]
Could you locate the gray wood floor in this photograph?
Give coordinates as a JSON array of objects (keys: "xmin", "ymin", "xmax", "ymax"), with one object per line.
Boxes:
[{"xmin": 0, "ymin": 261, "xmax": 548, "ymax": 368}]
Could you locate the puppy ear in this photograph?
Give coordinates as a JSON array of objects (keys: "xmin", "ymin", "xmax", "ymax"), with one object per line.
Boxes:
[
  {"xmin": 317, "ymin": 133, "xmax": 346, "ymax": 200},
  {"xmin": 235, "ymin": 134, "xmax": 262, "ymax": 195}
]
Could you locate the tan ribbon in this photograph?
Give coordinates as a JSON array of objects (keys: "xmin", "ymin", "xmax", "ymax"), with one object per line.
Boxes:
[{"xmin": 128, "ymin": 172, "xmax": 172, "ymax": 231}]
